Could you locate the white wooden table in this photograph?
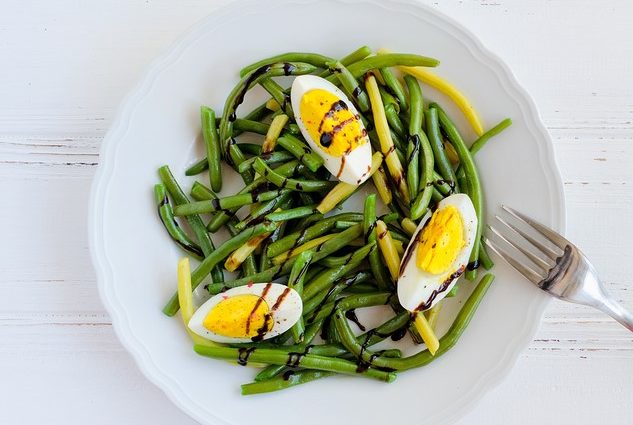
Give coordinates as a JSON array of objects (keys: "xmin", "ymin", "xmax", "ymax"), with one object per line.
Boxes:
[{"xmin": 2, "ymin": 1, "xmax": 632, "ymax": 423}]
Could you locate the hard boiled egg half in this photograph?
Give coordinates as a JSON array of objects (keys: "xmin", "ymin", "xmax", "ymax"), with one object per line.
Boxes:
[
  {"xmin": 398, "ymin": 194, "xmax": 478, "ymax": 312},
  {"xmin": 291, "ymin": 75, "xmax": 373, "ymax": 185},
  {"xmin": 188, "ymin": 283, "xmax": 302, "ymax": 343}
]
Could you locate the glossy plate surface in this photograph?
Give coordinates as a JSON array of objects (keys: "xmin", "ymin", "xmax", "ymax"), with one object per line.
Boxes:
[{"xmin": 89, "ymin": 1, "xmax": 565, "ymax": 423}]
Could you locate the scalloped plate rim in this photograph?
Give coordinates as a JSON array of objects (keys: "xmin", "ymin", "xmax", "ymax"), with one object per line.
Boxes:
[{"xmin": 89, "ymin": 0, "xmax": 566, "ymax": 424}]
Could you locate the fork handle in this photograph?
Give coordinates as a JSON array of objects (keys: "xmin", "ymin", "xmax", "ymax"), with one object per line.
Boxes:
[{"xmin": 597, "ymin": 295, "xmax": 633, "ymax": 332}]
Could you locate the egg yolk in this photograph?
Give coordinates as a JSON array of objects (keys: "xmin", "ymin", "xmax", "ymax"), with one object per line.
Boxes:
[
  {"xmin": 203, "ymin": 294, "xmax": 271, "ymax": 338},
  {"xmin": 416, "ymin": 205, "xmax": 465, "ymax": 275},
  {"xmin": 299, "ymin": 89, "xmax": 366, "ymax": 156}
]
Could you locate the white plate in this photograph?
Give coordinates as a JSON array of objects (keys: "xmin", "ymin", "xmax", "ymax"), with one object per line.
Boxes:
[{"xmin": 89, "ymin": 0, "xmax": 565, "ymax": 424}]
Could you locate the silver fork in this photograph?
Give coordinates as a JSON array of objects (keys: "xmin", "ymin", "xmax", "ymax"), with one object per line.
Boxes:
[{"xmin": 485, "ymin": 206, "xmax": 633, "ymax": 332}]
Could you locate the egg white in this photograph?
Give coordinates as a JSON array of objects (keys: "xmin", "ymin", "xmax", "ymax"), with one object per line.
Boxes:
[
  {"xmin": 397, "ymin": 194, "xmax": 478, "ymax": 312},
  {"xmin": 188, "ymin": 283, "xmax": 302, "ymax": 343},
  {"xmin": 291, "ymin": 75, "xmax": 373, "ymax": 185}
]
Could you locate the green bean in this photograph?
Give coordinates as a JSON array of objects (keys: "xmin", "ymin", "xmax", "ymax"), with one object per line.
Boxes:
[
  {"xmin": 267, "ymin": 212, "xmax": 363, "ymax": 257},
  {"xmin": 339, "ymin": 45, "xmax": 372, "ymax": 65},
  {"xmin": 253, "ymin": 319, "xmax": 325, "ymax": 382},
  {"xmin": 309, "ymin": 292, "xmax": 393, "ymax": 324},
  {"xmin": 394, "ymin": 139, "xmax": 407, "ymax": 164},
  {"xmin": 243, "ymin": 102, "xmax": 271, "ymax": 121},
  {"xmin": 207, "ymin": 223, "xmax": 365, "ymax": 294},
  {"xmin": 431, "ymin": 187, "xmax": 444, "ymax": 203},
  {"xmin": 346, "ymin": 53, "xmax": 439, "ymax": 79},
  {"xmin": 478, "ymin": 239, "xmax": 494, "ymax": 270},
  {"xmin": 324, "ymin": 317, "xmax": 341, "ymax": 344},
  {"xmin": 434, "ymin": 104, "xmax": 484, "ymax": 280},
  {"xmin": 333, "ymin": 273, "xmax": 495, "ymax": 371},
  {"xmin": 173, "ymin": 189, "xmax": 288, "ymax": 216},
  {"xmin": 260, "ymin": 78, "xmax": 294, "ymax": 119},
  {"xmin": 249, "ymin": 309, "xmax": 408, "ymax": 360},
  {"xmin": 184, "ymin": 157, "xmax": 210, "ymax": 177},
  {"xmin": 265, "ymin": 205, "xmax": 316, "ymax": 222},
  {"xmin": 162, "ymin": 221, "xmax": 277, "ymax": 316},
  {"xmin": 303, "ymin": 271, "xmax": 373, "ymax": 317},
  {"xmin": 455, "ymin": 117, "xmax": 512, "ymax": 179},
  {"xmin": 385, "ymin": 225, "xmax": 409, "ymax": 244},
  {"xmin": 304, "ymin": 242, "xmax": 375, "ymax": 303},
  {"xmin": 388, "ymin": 200, "xmax": 407, "ymax": 220},
  {"xmin": 184, "ymin": 121, "xmax": 271, "ymax": 177},
  {"xmin": 326, "ymin": 60, "xmax": 370, "ymax": 112},
  {"xmin": 232, "ymin": 118, "xmax": 270, "ymax": 135},
  {"xmin": 304, "ymin": 265, "xmax": 325, "ymax": 282},
  {"xmin": 284, "ymin": 338, "xmax": 402, "ymax": 359},
  {"xmin": 258, "ymin": 221, "xmax": 285, "ymax": 272},
  {"xmin": 317, "ymin": 46, "xmax": 372, "ymax": 78},
  {"xmin": 431, "ymin": 170, "xmax": 455, "ymax": 195},
  {"xmin": 237, "ymin": 151, "xmax": 295, "ymax": 173},
  {"xmin": 236, "ymin": 143, "xmax": 263, "ymax": 155},
  {"xmin": 200, "ymin": 106, "xmax": 223, "ymax": 192},
  {"xmin": 343, "ymin": 283, "xmax": 379, "ymax": 294},
  {"xmin": 225, "ymin": 117, "xmax": 301, "ymax": 138},
  {"xmin": 240, "ymin": 53, "xmax": 332, "ymax": 77},
  {"xmin": 305, "ymin": 223, "xmax": 363, "ymax": 263},
  {"xmin": 406, "ymin": 137, "xmax": 420, "ymax": 201},
  {"xmin": 234, "ymin": 191, "xmax": 293, "ymax": 231},
  {"xmin": 242, "ymin": 370, "xmax": 335, "ymax": 395},
  {"xmin": 189, "ymin": 181, "xmax": 215, "ymax": 202},
  {"xmin": 378, "ymin": 85, "xmax": 400, "ymax": 114},
  {"xmin": 426, "ymin": 107, "xmax": 458, "ymax": 193},
  {"xmin": 285, "ymin": 325, "xmax": 408, "ymax": 361},
  {"xmin": 294, "ymin": 191, "xmax": 314, "ymax": 206},
  {"xmin": 384, "ymin": 105, "xmax": 406, "ymax": 141},
  {"xmin": 404, "ymin": 77, "xmax": 424, "ymax": 138},
  {"xmin": 379, "ymin": 67, "xmax": 408, "ymax": 111},
  {"xmin": 379, "ymin": 212, "xmax": 400, "ymax": 223},
  {"xmin": 334, "ymin": 220, "xmax": 357, "ymax": 230},
  {"xmin": 354, "ymin": 311, "xmax": 411, "ymax": 347},
  {"xmin": 219, "ymin": 63, "xmax": 316, "ymax": 168},
  {"xmin": 404, "ymin": 76, "xmax": 423, "ymax": 199},
  {"xmin": 288, "ymin": 251, "xmax": 313, "ymax": 343},
  {"xmin": 472, "ymin": 117, "xmax": 512, "ymax": 156},
  {"xmin": 276, "ymin": 134, "xmax": 323, "ymax": 172},
  {"xmin": 206, "ymin": 161, "xmax": 301, "ymax": 232},
  {"xmin": 194, "ymin": 345, "xmax": 396, "ymax": 382},
  {"xmin": 243, "ymin": 48, "xmax": 371, "ymax": 129},
  {"xmin": 154, "ymin": 184, "xmax": 203, "ymax": 259},
  {"xmin": 410, "ymin": 143, "xmax": 437, "ymax": 215},
  {"xmin": 253, "ymin": 158, "xmax": 334, "ymax": 192},
  {"xmin": 184, "ymin": 113, "xmax": 304, "ymax": 177},
  {"xmin": 364, "ymin": 194, "xmax": 392, "ymax": 290},
  {"xmin": 228, "ymin": 143, "xmax": 253, "ymax": 183},
  {"xmin": 290, "ymin": 212, "xmax": 323, "ymax": 233},
  {"xmin": 157, "ymin": 165, "xmax": 223, "ymax": 284}
]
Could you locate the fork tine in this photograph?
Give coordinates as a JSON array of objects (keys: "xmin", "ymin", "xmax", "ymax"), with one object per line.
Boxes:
[
  {"xmin": 495, "ymin": 214, "xmax": 561, "ymax": 260},
  {"xmin": 487, "ymin": 224, "xmax": 552, "ymax": 271},
  {"xmin": 502, "ymin": 206, "xmax": 570, "ymax": 250},
  {"xmin": 484, "ymin": 237, "xmax": 544, "ymax": 284}
]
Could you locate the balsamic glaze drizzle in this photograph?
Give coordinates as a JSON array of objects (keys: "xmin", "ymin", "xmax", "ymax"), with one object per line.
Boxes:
[
  {"xmin": 466, "ymin": 260, "xmax": 480, "ymax": 271},
  {"xmin": 414, "ymin": 265, "xmax": 466, "ymax": 312},
  {"xmin": 285, "ymin": 345, "xmax": 313, "ymax": 368},
  {"xmin": 407, "ymin": 135, "xmax": 421, "ymax": 163},
  {"xmin": 317, "ymin": 100, "xmax": 348, "ymax": 133},
  {"xmin": 345, "ymin": 309, "xmax": 366, "ymax": 331},
  {"xmin": 245, "ymin": 283, "xmax": 272, "ymax": 335},
  {"xmin": 237, "ymin": 347, "xmax": 256, "ymax": 366}
]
